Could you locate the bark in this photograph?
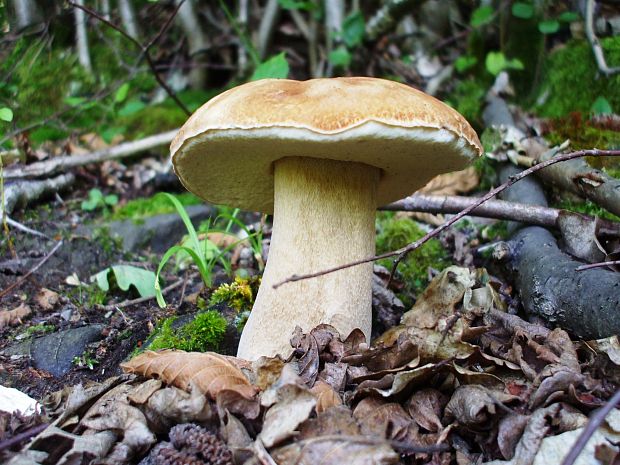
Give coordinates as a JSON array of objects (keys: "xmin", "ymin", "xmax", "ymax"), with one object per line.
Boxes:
[
  {"xmin": 8, "ymin": 0, "xmax": 42, "ymax": 31},
  {"xmin": 257, "ymin": 0, "xmax": 280, "ymax": 60},
  {"xmin": 175, "ymin": 0, "xmax": 209, "ymax": 89},
  {"xmin": 118, "ymin": 0, "xmax": 139, "ymax": 39},
  {"xmin": 2, "ymin": 174, "xmax": 75, "ymax": 217},
  {"xmin": 74, "ymin": 0, "xmax": 93, "ymax": 73}
]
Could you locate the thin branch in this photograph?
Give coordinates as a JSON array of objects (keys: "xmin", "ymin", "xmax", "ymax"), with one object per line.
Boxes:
[
  {"xmin": 585, "ymin": 0, "xmax": 620, "ymax": 75},
  {"xmin": 273, "ymin": 149, "xmax": 620, "ymax": 289},
  {"xmin": 382, "ymin": 194, "xmax": 620, "ymax": 237},
  {"xmin": 560, "ymin": 388, "xmax": 620, "ymax": 465},
  {"xmin": 0, "ymin": 423, "xmax": 48, "ymax": 453},
  {"xmin": 6, "ymin": 217, "xmax": 51, "ymax": 240},
  {"xmin": 0, "ymin": 240, "xmax": 63, "ymax": 298},
  {"xmin": 576, "ymin": 260, "xmax": 620, "ymax": 271},
  {"xmin": 68, "ymin": 0, "xmax": 191, "ymax": 115}
]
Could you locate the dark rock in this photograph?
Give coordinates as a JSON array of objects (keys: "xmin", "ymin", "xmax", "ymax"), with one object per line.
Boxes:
[{"xmin": 2, "ymin": 325, "xmax": 105, "ymax": 377}]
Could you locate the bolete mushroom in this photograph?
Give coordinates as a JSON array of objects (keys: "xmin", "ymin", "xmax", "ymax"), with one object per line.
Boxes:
[{"xmin": 171, "ymin": 77, "xmax": 482, "ymax": 360}]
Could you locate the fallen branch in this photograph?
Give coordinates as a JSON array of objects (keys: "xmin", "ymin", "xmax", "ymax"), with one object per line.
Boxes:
[
  {"xmin": 0, "ymin": 240, "xmax": 63, "ymax": 299},
  {"xmin": 560, "ymin": 388, "xmax": 620, "ymax": 465},
  {"xmin": 576, "ymin": 259, "xmax": 620, "ymax": 271},
  {"xmin": 273, "ymin": 149, "xmax": 620, "ymax": 289},
  {"xmin": 585, "ymin": 0, "xmax": 620, "ymax": 75},
  {"xmin": 4, "ymin": 130, "xmax": 176, "ymax": 180},
  {"xmin": 2, "ymin": 173, "xmax": 75, "ymax": 216},
  {"xmin": 382, "ymin": 193, "xmax": 620, "ymax": 237}
]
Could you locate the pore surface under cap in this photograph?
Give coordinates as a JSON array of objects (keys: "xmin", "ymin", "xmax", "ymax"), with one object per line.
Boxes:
[{"xmin": 172, "ymin": 77, "xmax": 483, "ymax": 213}]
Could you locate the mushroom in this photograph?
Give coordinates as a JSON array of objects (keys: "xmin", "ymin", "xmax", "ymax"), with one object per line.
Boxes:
[{"xmin": 171, "ymin": 77, "xmax": 483, "ymax": 360}]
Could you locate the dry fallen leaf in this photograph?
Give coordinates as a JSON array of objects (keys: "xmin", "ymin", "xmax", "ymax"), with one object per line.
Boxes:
[
  {"xmin": 121, "ymin": 350, "xmax": 258, "ymax": 399},
  {"xmin": 270, "ymin": 436, "xmax": 399, "ymax": 465},
  {"xmin": 299, "ymin": 406, "xmax": 361, "ymax": 439},
  {"xmin": 259, "ymin": 383, "xmax": 317, "ymax": 448},
  {"xmin": 0, "ymin": 304, "xmax": 31, "ymax": 329},
  {"xmin": 34, "ymin": 288, "xmax": 60, "ymax": 312},
  {"xmin": 310, "ymin": 380, "xmax": 342, "ymax": 413}
]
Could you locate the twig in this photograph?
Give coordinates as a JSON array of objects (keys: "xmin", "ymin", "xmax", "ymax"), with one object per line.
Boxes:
[
  {"xmin": 585, "ymin": 0, "xmax": 620, "ymax": 75},
  {"xmin": 0, "ymin": 423, "xmax": 48, "ymax": 453},
  {"xmin": 576, "ymin": 260, "xmax": 620, "ymax": 271},
  {"xmin": 0, "ymin": 240, "xmax": 63, "ymax": 298},
  {"xmin": 68, "ymin": 0, "xmax": 191, "ymax": 115},
  {"xmin": 273, "ymin": 149, "xmax": 620, "ymax": 289},
  {"xmin": 97, "ymin": 277, "xmax": 185, "ymax": 311},
  {"xmin": 5, "ymin": 217, "xmax": 51, "ymax": 240},
  {"xmin": 560, "ymin": 388, "xmax": 620, "ymax": 465},
  {"xmin": 4, "ymin": 130, "xmax": 176, "ymax": 180}
]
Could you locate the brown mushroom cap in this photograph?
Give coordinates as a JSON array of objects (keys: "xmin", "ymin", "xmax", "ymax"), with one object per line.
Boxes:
[{"xmin": 171, "ymin": 77, "xmax": 483, "ymax": 213}]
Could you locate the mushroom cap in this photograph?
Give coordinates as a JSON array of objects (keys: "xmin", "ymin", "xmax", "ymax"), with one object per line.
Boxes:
[{"xmin": 171, "ymin": 77, "xmax": 483, "ymax": 213}]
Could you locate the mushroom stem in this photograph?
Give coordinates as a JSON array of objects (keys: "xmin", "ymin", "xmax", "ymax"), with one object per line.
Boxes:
[{"xmin": 237, "ymin": 157, "xmax": 381, "ymax": 360}]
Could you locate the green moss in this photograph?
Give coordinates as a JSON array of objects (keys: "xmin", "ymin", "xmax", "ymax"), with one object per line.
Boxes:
[
  {"xmin": 604, "ymin": 167, "xmax": 620, "ymax": 179},
  {"xmin": 536, "ymin": 37, "xmax": 620, "ymax": 117},
  {"xmin": 375, "ymin": 213, "xmax": 448, "ymax": 306},
  {"xmin": 209, "ymin": 276, "xmax": 260, "ymax": 312},
  {"xmin": 111, "ymin": 192, "xmax": 202, "ymax": 221},
  {"xmin": 544, "ymin": 113, "xmax": 620, "ymax": 152},
  {"xmin": 148, "ymin": 311, "xmax": 228, "ymax": 352},
  {"xmin": 553, "ymin": 198, "xmax": 620, "ymax": 222},
  {"xmin": 447, "ymin": 79, "xmax": 486, "ymax": 128},
  {"xmin": 23, "ymin": 324, "xmax": 55, "ymax": 337}
]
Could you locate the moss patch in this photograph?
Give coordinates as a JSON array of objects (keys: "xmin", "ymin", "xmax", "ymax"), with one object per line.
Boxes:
[
  {"xmin": 553, "ymin": 198, "xmax": 620, "ymax": 222},
  {"xmin": 376, "ymin": 213, "xmax": 448, "ymax": 306},
  {"xmin": 148, "ymin": 311, "xmax": 228, "ymax": 352},
  {"xmin": 209, "ymin": 276, "xmax": 260, "ymax": 312},
  {"xmin": 111, "ymin": 192, "xmax": 202, "ymax": 221},
  {"xmin": 536, "ymin": 37, "xmax": 620, "ymax": 117}
]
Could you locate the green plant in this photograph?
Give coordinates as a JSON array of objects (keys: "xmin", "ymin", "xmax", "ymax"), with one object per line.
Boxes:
[
  {"xmin": 73, "ymin": 351, "xmax": 99, "ymax": 370},
  {"xmin": 92, "ymin": 265, "xmax": 158, "ymax": 298},
  {"xmin": 110, "ymin": 192, "xmax": 201, "ymax": 221},
  {"xmin": 154, "ymin": 193, "xmax": 260, "ymax": 307},
  {"xmin": 81, "ymin": 188, "xmax": 118, "ymax": 212},
  {"xmin": 148, "ymin": 311, "xmax": 228, "ymax": 352},
  {"xmin": 329, "ymin": 10, "xmax": 365, "ymax": 70},
  {"xmin": 23, "ymin": 324, "xmax": 55, "ymax": 337}
]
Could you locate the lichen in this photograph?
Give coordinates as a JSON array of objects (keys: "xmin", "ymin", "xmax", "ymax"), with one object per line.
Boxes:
[
  {"xmin": 148, "ymin": 311, "xmax": 228, "ymax": 352},
  {"xmin": 209, "ymin": 276, "xmax": 260, "ymax": 312},
  {"xmin": 375, "ymin": 213, "xmax": 448, "ymax": 306},
  {"xmin": 536, "ymin": 36, "xmax": 620, "ymax": 117}
]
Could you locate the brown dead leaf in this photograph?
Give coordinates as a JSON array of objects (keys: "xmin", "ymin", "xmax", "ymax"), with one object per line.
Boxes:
[
  {"xmin": 0, "ymin": 304, "xmax": 31, "ymax": 329},
  {"xmin": 318, "ymin": 361, "xmax": 348, "ymax": 392},
  {"xmin": 497, "ymin": 413, "xmax": 530, "ymax": 459},
  {"xmin": 259, "ymin": 383, "xmax": 317, "ymax": 448},
  {"xmin": 445, "ymin": 385, "xmax": 517, "ymax": 430},
  {"xmin": 270, "ymin": 436, "xmax": 399, "ymax": 465},
  {"xmin": 34, "ymin": 288, "xmax": 59, "ymax": 312},
  {"xmin": 310, "ymin": 380, "xmax": 342, "ymax": 413},
  {"xmin": 145, "ymin": 383, "xmax": 213, "ymax": 430},
  {"xmin": 353, "ymin": 397, "xmax": 416, "ymax": 441},
  {"xmin": 121, "ymin": 350, "xmax": 258, "ymax": 400},
  {"xmin": 406, "ymin": 389, "xmax": 447, "ymax": 433},
  {"xmin": 299, "ymin": 406, "xmax": 360, "ymax": 439}
]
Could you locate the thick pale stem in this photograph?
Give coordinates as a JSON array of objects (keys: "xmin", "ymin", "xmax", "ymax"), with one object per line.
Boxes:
[{"xmin": 237, "ymin": 157, "xmax": 380, "ymax": 360}]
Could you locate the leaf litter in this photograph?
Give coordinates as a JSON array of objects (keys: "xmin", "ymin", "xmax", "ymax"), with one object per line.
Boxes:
[{"xmin": 4, "ymin": 266, "xmax": 620, "ymax": 465}]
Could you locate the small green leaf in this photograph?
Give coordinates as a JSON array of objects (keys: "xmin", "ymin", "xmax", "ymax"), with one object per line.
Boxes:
[
  {"xmin": 538, "ymin": 20, "xmax": 560, "ymax": 34},
  {"xmin": 342, "ymin": 11, "xmax": 365, "ymax": 47},
  {"xmin": 329, "ymin": 46, "xmax": 352, "ymax": 68},
  {"xmin": 117, "ymin": 99, "xmax": 146, "ymax": 117},
  {"xmin": 505, "ymin": 58, "xmax": 524, "ymax": 70},
  {"xmin": 485, "ymin": 51, "xmax": 506, "ymax": 76},
  {"xmin": 250, "ymin": 52, "xmax": 290, "ymax": 80},
  {"xmin": 454, "ymin": 55, "xmax": 478, "ymax": 73},
  {"xmin": 114, "ymin": 82, "xmax": 130, "ymax": 103},
  {"xmin": 64, "ymin": 97, "xmax": 86, "ymax": 107},
  {"xmin": 81, "ymin": 188, "xmax": 103, "ymax": 211},
  {"xmin": 470, "ymin": 6, "xmax": 494, "ymax": 27},
  {"xmin": 558, "ymin": 11, "xmax": 579, "ymax": 22},
  {"xmin": 93, "ymin": 265, "xmax": 157, "ymax": 298},
  {"xmin": 591, "ymin": 96, "xmax": 613, "ymax": 115},
  {"xmin": 100, "ymin": 126, "xmax": 125, "ymax": 144},
  {"xmin": 512, "ymin": 2, "xmax": 534, "ymax": 19},
  {"xmin": 104, "ymin": 194, "xmax": 119, "ymax": 206},
  {"xmin": 0, "ymin": 107, "xmax": 13, "ymax": 122}
]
